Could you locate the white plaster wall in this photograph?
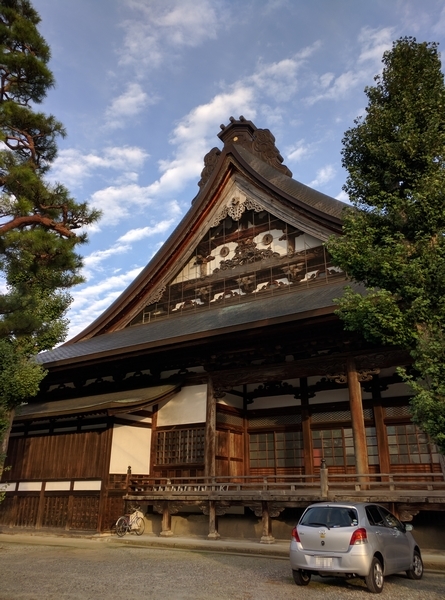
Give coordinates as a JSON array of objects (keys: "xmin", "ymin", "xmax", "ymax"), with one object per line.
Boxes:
[
  {"xmin": 109, "ymin": 424, "xmax": 152, "ymax": 475},
  {"xmin": 157, "ymin": 384, "xmax": 207, "ymax": 426}
]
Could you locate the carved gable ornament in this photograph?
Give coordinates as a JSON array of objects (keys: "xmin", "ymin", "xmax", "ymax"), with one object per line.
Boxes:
[{"xmin": 198, "ymin": 116, "xmax": 292, "ymax": 189}]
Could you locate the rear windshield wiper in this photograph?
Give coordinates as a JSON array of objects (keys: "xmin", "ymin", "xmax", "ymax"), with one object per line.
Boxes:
[{"xmin": 305, "ymin": 521, "xmax": 330, "ymax": 529}]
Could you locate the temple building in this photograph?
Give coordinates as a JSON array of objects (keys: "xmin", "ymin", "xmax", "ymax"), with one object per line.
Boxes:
[{"xmin": 1, "ymin": 117, "xmax": 444, "ymax": 543}]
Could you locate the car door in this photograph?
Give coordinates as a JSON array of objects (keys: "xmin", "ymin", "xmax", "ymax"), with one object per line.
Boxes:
[
  {"xmin": 365, "ymin": 505, "xmax": 398, "ymax": 574},
  {"xmin": 377, "ymin": 506, "xmax": 411, "ymax": 572}
]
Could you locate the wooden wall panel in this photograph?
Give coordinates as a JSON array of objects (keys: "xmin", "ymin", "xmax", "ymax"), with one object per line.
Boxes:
[
  {"xmin": 15, "ymin": 495, "xmax": 39, "ymax": 528},
  {"xmin": 42, "ymin": 495, "xmax": 69, "ymax": 529},
  {"xmin": 70, "ymin": 495, "xmax": 100, "ymax": 530},
  {"xmin": 102, "ymin": 495, "xmax": 126, "ymax": 531},
  {"xmin": 4, "ymin": 428, "xmax": 111, "ymax": 481},
  {"xmin": 216, "ymin": 430, "xmax": 244, "ymax": 477},
  {"xmin": 0, "ymin": 496, "xmax": 16, "ymax": 526}
]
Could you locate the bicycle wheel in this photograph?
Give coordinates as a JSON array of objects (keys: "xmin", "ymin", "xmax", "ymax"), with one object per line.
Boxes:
[
  {"xmin": 134, "ymin": 516, "xmax": 145, "ymax": 536},
  {"xmin": 115, "ymin": 516, "xmax": 128, "ymax": 537}
]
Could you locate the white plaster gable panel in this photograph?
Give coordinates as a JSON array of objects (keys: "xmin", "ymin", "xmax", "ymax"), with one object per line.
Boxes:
[
  {"xmin": 109, "ymin": 424, "xmax": 152, "ymax": 475},
  {"xmin": 157, "ymin": 384, "xmax": 207, "ymax": 426}
]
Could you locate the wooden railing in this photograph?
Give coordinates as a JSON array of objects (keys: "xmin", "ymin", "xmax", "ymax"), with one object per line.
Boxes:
[{"xmin": 125, "ymin": 468, "xmax": 445, "ymax": 500}]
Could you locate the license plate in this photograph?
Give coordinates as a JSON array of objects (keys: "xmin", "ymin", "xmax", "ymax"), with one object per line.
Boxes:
[{"xmin": 315, "ymin": 556, "xmax": 333, "ymax": 568}]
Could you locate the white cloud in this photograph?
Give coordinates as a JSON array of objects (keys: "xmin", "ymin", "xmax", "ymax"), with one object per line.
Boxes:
[
  {"xmin": 68, "ymin": 266, "xmax": 144, "ymax": 339},
  {"xmin": 143, "ymin": 48, "xmax": 321, "ymax": 201},
  {"xmin": 119, "ymin": 0, "xmax": 224, "ymax": 73},
  {"xmin": 118, "ymin": 218, "xmax": 177, "ymax": 243},
  {"xmin": 305, "ymin": 26, "xmax": 394, "ymax": 104},
  {"xmin": 309, "ymin": 165, "xmax": 336, "ymax": 188},
  {"xmin": 286, "ymin": 139, "xmax": 313, "ymax": 163},
  {"xmin": 89, "ymin": 184, "xmax": 154, "ymax": 225},
  {"xmin": 82, "ymin": 243, "xmax": 132, "ymax": 275},
  {"xmin": 50, "ymin": 146, "xmax": 148, "ymax": 188},
  {"xmin": 105, "ymin": 82, "xmax": 156, "ymax": 129},
  {"xmin": 357, "ymin": 27, "xmax": 394, "ymax": 64},
  {"xmin": 336, "ymin": 190, "xmax": 350, "ymax": 203}
]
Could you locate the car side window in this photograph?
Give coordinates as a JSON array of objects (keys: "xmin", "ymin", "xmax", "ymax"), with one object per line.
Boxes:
[
  {"xmin": 378, "ymin": 506, "xmax": 404, "ymax": 531},
  {"xmin": 366, "ymin": 505, "xmax": 386, "ymax": 527}
]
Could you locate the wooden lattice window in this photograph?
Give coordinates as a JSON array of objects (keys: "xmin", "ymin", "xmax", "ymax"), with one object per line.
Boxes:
[
  {"xmin": 312, "ymin": 428, "xmax": 355, "ymax": 467},
  {"xmin": 387, "ymin": 424, "xmax": 439, "ymax": 465},
  {"xmin": 155, "ymin": 428, "xmax": 205, "ymax": 465},
  {"xmin": 249, "ymin": 431, "xmax": 304, "ymax": 468}
]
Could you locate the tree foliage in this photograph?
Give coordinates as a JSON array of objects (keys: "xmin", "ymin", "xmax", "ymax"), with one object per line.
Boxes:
[
  {"xmin": 328, "ymin": 37, "xmax": 445, "ymax": 452},
  {"xmin": 0, "ymin": 1, "xmax": 100, "ymax": 460}
]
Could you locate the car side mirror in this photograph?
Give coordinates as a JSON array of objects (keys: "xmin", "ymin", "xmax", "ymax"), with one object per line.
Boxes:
[{"xmin": 404, "ymin": 523, "xmax": 413, "ymax": 532}]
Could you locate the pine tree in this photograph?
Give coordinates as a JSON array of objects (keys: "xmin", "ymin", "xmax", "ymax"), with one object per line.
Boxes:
[
  {"xmin": 0, "ymin": 0, "xmax": 100, "ymax": 460},
  {"xmin": 328, "ymin": 37, "xmax": 445, "ymax": 452}
]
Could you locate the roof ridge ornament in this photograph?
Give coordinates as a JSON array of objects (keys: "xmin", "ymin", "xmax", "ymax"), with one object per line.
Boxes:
[{"xmin": 198, "ymin": 116, "xmax": 292, "ymax": 190}]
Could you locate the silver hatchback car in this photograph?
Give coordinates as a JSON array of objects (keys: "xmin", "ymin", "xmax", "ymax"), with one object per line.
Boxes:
[{"xmin": 289, "ymin": 502, "xmax": 423, "ymax": 593}]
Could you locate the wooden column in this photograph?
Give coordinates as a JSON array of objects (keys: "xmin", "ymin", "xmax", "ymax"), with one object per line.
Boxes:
[
  {"xmin": 260, "ymin": 501, "xmax": 275, "ymax": 544},
  {"xmin": 207, "ymin": 500, "xmax": 220, "ymax": 539},
  {"xmin": 205, "ymin": 376, "xmax": 217, "ymax": 478},
  {"xmin": 160, "ymin": 502, "xmax": 173, "ymax": 536},
  {"xmin": 346, "ymin": 357, "xmax": 369, "ymax": 476},
  {"xmin": 300, "ymin": 378, "xmax": 313, "ymax": 475}
]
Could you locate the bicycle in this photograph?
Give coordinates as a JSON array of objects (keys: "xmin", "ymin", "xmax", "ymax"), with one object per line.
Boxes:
[{"xmin": 115, "ymin": 506, "xmax": 145, "ymax": 537}]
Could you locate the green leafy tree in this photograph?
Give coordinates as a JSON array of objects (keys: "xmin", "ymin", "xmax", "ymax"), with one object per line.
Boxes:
[
  {"xmin": 0, "ymin": 0, "xmax": 100, "ymax": 461},
  {"xmin": 328, "ymin": 37, "xmax": 445, "ymax": 452}
]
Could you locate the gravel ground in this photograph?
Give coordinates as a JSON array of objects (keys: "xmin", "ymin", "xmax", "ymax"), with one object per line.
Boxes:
[{"xmin": 0, "ymin": 542, "xmax": 443, "ymax": 600}]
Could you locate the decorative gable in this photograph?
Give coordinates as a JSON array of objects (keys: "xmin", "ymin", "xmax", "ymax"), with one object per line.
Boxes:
[{"xmin": 127, "ymin": 179, "xmax": 342, "ymax": 328}]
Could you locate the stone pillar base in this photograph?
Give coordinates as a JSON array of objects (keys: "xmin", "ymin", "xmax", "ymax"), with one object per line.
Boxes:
[
  {"xmin": 207, "ymin": 531, "xmax": 221, "ymax": 540},
  {"xmin": 160, "ymin": 530, "xmax": 174, "ymax": 537},
  {"xmin": 260, "ymin": 535, "xmax": 275, "ymax": 544}
]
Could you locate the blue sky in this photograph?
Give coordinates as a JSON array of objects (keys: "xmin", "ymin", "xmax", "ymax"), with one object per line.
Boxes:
[{"xmin": 30, "ymin": 0, "xmax": 445, "ymax": 340}]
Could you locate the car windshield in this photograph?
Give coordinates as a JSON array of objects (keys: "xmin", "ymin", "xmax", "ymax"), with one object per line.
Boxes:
[{"xmin": 300, "ymin": 506, "xmax": 358, "ymax": 528}]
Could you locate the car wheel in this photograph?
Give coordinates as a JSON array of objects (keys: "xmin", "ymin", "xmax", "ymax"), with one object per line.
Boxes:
[
  {"xmin": 406, "ymin": 551, "xmax": 423, "ymax": 580},
  {"xmin": 292, "ymin": 569, "xmax": 311, "ymax": 586},
  {"xmin": 365, "ymin": 557, "xmax": 384, "ymax": 594}
]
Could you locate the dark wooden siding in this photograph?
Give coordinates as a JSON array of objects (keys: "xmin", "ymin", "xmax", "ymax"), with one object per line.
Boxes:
[{"xmin": 4, "ymin": 428, "xmax": 111, "ymax": 481}]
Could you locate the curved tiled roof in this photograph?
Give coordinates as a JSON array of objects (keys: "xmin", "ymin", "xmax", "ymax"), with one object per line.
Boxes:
[{"xmin": 234, "ymin": 145, "xmax": 347, "ymax": 221}]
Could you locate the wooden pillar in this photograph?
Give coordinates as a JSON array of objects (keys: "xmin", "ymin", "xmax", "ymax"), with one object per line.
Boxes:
[
  {"xmin": 205, "ymin": 376, "xmax": 217, "ymax": 479},
  {"xmin": 371, "ymin": 376, "xmax": 390, "ymax": 476},
  {"xmin": 160, "ymin": 502, "xmax": 173, "ymax": 536},
  {"xmin": 346, "ymin": 357, "xmax": 369, "ymax": 476},
  {"xmin": 260, "ymin": 501, "xmax": 275, "ymax": 544},
  {"xmin": 300, "ymin": 378, "xmax": 313, "ymax": 475},
  {"xmin": 207, "ymin": 500, "xmax": 220, "ymax": 539}
]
